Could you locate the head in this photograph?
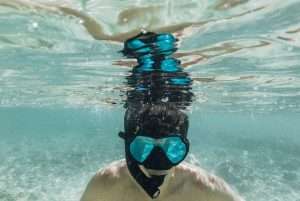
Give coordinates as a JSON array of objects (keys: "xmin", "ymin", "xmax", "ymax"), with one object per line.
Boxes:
[{"xmin": 119, "ymin": 103, "xmax": 189, "ymax": 176}]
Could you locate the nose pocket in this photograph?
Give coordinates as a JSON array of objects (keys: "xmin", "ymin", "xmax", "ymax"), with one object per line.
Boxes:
[{"xmin": 143, "ymin": 146, "xmax": 172, "ymax": 170}]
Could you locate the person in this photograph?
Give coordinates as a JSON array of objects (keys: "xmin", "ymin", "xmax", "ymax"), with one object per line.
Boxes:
[
  {"xmin": 80, "ymin": 31, "xmax": 245, "ymax": 201},
  {"xmin": 80, "ymin": 104, "xmax": 245, "ymax": 201}
]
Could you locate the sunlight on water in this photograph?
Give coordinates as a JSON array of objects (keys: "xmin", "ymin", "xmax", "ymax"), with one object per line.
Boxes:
[{"xmin": 0, "ymin": 0, "xmax": 300, "ymax": 201}]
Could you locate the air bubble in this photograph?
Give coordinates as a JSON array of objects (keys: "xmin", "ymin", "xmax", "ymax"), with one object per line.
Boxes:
[
  {"xmin": 32, "ymin": 22, "xmax": 39, "ymax": 28},
  {"xmin": 27, "ymin": 21, "xmax": 39, "ymax": 32},
  {"xmin": 222, "ymin": 91, "xmax": 228, "ymax": 96},
  {"xmin": 140, "ymin": 28, "xmax": 147, "ymax": 34}
]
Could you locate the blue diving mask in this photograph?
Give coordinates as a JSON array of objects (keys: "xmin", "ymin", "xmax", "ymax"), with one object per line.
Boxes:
[{"xmin": 127, "ymin": 133, "xmax": 189, "ymax": 165}]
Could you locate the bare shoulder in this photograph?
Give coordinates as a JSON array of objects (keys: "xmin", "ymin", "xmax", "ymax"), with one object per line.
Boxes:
[
  {"xmin": 89, "ymin": 159, "xmax": 130, "ymax": 188},
  {"xmin": 95, "ymin": 159, "xmax": 127, "ymax": 178},
  {"xmin": 175, "ymin": 162, "xmax": 245, "ymax": 201},
  {"xmin": 175, "ymin": 162, "xmax": 232, "ymax": 192},
  {"xmin": 80, "ymin": 160, "xmax": 128, "ymax": 201}
]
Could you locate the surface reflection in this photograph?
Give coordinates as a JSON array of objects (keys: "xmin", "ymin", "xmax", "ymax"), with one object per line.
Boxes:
[
  {"xmin": 121, "ymin": 32, "xmax": 194, "ymax": 110},
  {"xmin": 114, "ymin": 39, "xmax": 270, "ymax": 69}
]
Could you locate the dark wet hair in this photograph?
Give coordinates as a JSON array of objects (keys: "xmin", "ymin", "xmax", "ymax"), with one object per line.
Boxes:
[{"xmin": 124, "ymin": 103, "xmax": 189, "ymax": 138}]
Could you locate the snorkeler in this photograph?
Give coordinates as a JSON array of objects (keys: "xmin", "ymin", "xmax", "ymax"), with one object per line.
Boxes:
[
  {"xmin": 80, "ymin": 104, "xmax": 244, "ymax": 201},
  {"xmin": 80, "ymin": 32, "xmax": 245, "ymax": 201}
]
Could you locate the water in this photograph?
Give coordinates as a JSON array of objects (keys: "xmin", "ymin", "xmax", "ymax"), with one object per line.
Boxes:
[{"xmin": 0, "ymin": 0, "xmax": 300, "ymax": 201}]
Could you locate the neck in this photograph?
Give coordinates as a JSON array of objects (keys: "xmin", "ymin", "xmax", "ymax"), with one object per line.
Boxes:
[
  {"xmin": 136, "ymin": 164, "xmax": 175, "ymax": 198},
  {"xmin": 139, "ymin": 165, "xmax": 172, "ymax": 176},
  {"xmin": 126, "ymin": 158, "xmax": 175, "ymax": 199}
]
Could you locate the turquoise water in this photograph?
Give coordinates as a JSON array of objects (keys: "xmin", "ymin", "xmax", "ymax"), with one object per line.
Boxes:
[{"xmin": 1, "ymin": 0, "xmax": 300, "ymax": 201}]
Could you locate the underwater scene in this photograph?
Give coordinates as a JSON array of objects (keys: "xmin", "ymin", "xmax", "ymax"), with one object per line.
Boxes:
[{"xmin": 0, "ymin": 0, "xmax": 300, "ymax": 201}]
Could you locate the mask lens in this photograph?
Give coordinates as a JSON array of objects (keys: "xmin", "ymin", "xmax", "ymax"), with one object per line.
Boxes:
[
  {"xmin": 161, "ymin": 136, "xmax": 187, "ymax": 164},
  {"xmin": 130, "ymin": 136, "xmax": 155, "ymax": 163}
]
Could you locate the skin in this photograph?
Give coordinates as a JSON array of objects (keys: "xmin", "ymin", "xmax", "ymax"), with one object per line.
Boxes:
[{"xmin": 80, "ymin": 159, "xmax": 245, "ymax": 201}]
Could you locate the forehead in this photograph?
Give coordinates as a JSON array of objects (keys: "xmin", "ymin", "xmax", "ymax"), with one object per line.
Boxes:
[
  {"xmin": 138, "ymin": 120, "xmax": 181, "ymax": 135},
  {"xmin": 136, "ymin": 128, "xmax": 183, "ymax": 139}
]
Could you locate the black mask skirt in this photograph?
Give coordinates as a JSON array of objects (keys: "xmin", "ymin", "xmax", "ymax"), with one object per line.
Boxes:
[{"xmin": 125, "ymin": 141, "xmax": 170, "ymax": 199}]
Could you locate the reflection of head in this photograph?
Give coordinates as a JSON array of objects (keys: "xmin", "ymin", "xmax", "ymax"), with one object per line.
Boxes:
[{"xmin": 124, "ymin": 103, "xmax": 189, "ymax": 138}]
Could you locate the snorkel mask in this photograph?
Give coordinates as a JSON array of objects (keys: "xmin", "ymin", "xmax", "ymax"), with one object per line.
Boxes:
[
  {"xmin": 119, "ymin": 129, "xmax": 189, "ymax": 199},
  {"xmin": 120, "ymin": 131, "xmax": 189, "ymax": 170}
]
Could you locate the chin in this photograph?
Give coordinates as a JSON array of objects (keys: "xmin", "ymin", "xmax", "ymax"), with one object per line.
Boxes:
[{"xmin": 140, "ymin": 165, "xmax": 173, "ymax": 176}]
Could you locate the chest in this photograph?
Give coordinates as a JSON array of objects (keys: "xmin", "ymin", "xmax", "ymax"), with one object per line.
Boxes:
[{"xmin": 103, "ymin": 179, "xmax": 207, "ymax": 201}]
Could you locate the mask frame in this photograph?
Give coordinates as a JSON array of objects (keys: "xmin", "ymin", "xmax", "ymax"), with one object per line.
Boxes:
[{"xmin": 119, "ymin": 131, "xmax": 190, "ymax": 166}]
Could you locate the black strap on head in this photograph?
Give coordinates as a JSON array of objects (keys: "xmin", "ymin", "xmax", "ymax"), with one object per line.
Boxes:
[{"xmin": 126, "ymin": 154, "xmax": 165, "ymax": 199}]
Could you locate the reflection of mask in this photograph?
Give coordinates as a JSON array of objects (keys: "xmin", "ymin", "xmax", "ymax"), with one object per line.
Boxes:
[{"xmin": 120, "ymin": 131, "xmax": 189, "ymax": 199}]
